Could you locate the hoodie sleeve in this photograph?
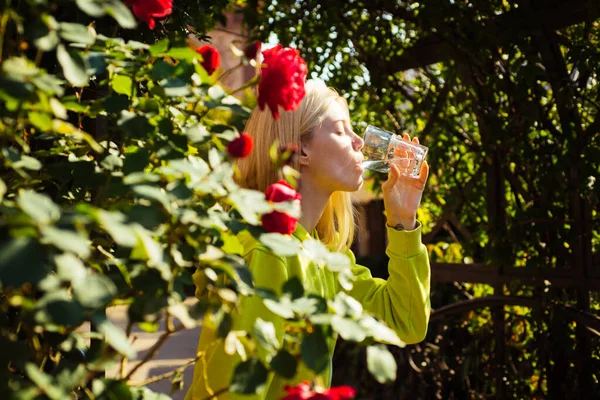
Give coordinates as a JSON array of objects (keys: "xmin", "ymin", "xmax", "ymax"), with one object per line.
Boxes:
[{"xmin": 344, "ymin": 222, "xmax": 431, "ymax": 344}]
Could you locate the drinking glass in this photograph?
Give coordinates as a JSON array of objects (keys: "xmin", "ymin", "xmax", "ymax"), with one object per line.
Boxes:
[{"xmin": 361, "ymin": 125, "xmax": 428, "ymax": 178}]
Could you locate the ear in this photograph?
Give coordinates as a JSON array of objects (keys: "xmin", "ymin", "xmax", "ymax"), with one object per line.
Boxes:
[{"xmin": 299, "ymin": 143, "xmax": 311, "ymax": 166}]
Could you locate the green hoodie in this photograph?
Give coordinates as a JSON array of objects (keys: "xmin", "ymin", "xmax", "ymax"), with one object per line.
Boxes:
[{"xmin": 185, "ymin": 222, "xmax": 430, "ymax": 400}]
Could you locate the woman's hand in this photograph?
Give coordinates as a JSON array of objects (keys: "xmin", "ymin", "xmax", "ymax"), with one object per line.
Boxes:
[{"xmin": 381, "ymin": 134, "xmax": 429, "ymax": 230}]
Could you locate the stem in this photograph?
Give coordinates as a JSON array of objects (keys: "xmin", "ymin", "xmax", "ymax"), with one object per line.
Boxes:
[
  {"xmin": 215, "ymin": 61, "xmax": 243, "ymax": 84},
  {"xmin": 124, "ymin": 323, "xmax": 186, "ymax": 381},
  {"xmin": 119, "ymin": 322, "xmax": 133, "ymax": 379},
  {"xmin": 199, "ymin": 387, "xmax": 229, "ymax": 400},
  {"xmin": 83, "ymin": 387, "xmax": 96, "ymax": 400},
  {"xmin": 226, "ymin": 76, "xmax": 259, "ymax": 98},
  {"xmin": 129, "ymin": 356, "xmax": 199, "ymax": 387}
]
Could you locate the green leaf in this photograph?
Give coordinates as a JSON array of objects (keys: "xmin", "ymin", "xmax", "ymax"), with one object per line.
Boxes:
[
  {"xmin": 263, "ymin": 298, "xmax": 295, "ymax": 319},
  {"xmin": 360, "ymin": 316, "xmax": 405, "ymax": 348},
  {"xmin": 301, "ymin": 326, "xmax": 329, "ymax": 374},
  {"xmin": 366, "ymin": 344, "xmax": 397, "ymax": 384},
  {"xmin": 0, "ymin": 237, "xmax": 49, "ymax": 286},
  {"xmin": 97, "ymin": 210, "xmax": 137, "ymax": 247},
  {"xmin": 56, "ymin": 44, "xmax": 89, "ymax": 86},
  {"xmin": 76, "ymin": 0, "xmax": 105, "ymax": 17},
  {"xmin": 59, "ymin": 22, "xmax": 94, "ymax": 45},
  {"xmin": 131, "ymin": 387, "xmax": 171, "ymax": 400},
  {"xmin": 17, "ymin": 190, "xmax": 60, "ymax": 225},
  {"xmin": 41, "ymin": 226, "xmax": 91, "ymax": 259},
  {"xmin": 73, "ymin": 275, "xmax": 117, "ymax": 308},
  {"xmin": 131, "ymin": 226, "xmax": 163, "ymax": 263},
  {"xmin": 150, "ymin": 60, "xmax": 175, "ymax": 80},
  {"xmin": 56, "ymin": 364, "xmax": 87, "ymax": 390},
  {"xmin": 93, "ymin": 316, "xmax": 136, "ymax": 358},
  {"xmin": 25, "ymin": 363, "xmax": 70, "ymax": 400},
  {"xmin": 282, "ymin": 277, "xmax": 304, "ymax": 300},
  {"xmin": 100, "ymin": 154, "xmax": 123, "ymax": 171},
  {"xmin": 29, "ymin": 111, "xmax": 53, "ymax": 131},
  {"xmin": 270, "ymin": 350, "xmax": 297, "ymax": 379},
  {"xmin": 34, "ymin": 29, "xmax": 59, "ymax": 51},
  {"xmin": 55, "ymin": 253, "xmax": 87, "ymax": 284},
  {"xmin": 14, "ymin": 154, "xmax": 42, "ymax": 171},
  {"xmin": 160, "ymin": 78, "xmax": 191, "ymax": 97},
  {"xmin": 165, "ymin": 47, "xmax": 202, "ymax": 61},
  {"xmin": 149, "ymin": 38, "xmax": 169, "ymax": 56},
  {"xmin": 92, "ymin": 379, "xmax": 133, "ymax": 399},
  {"xmin": 228, "ymin": 189, "xmax": 271, "ymax": 225},
  {"xmin": 217, "ymin": 312, "xmax": 232, "ymax": 338},
  {"xmin": 32, "ymin": 74, "xmax": 65, "ymax": 96},
  {"xmin": 229, "ymin": 358, "xmax": 269, "ymax": 395},
  {"xmin": 185, "ymin": 124, "xmax": 211, "ymax": 143},
  {"xmin": 253, "ymin": 318, "xmax": 280, "ymax": 352},
  {"xmin": 2, "ymin": 57, "xmax": 38, "ymax": 77},
  {"xmin": 331, "ymin": 316, "xmax": 367, "ymax": 342},
  {"xmin": 105, "ymin": 0, "xmax": 137, "ymax": 29},
  {"xmin": 4, "ymin": 148, "xmax": 43, "ymax": 171},
  {"xmin": 118, "ymin": 111, "xmax": 154, "ymax": 137},
  {"xmin": 259, "ymin": 233, "xmax": 302, "ymax": 257},
  {"xmin": 36, "ymin": 290, "xmax": 86, "ymax": 326},
  {"xmin": 290, "ymin": 297, "xmax": 324, "ymax": 316},
  {"xmin": 111, "ymin": 75, "xmax": 133, "ymax": 97},
  {"xmin": 331, "ymin": 292, "xmax": 363, "ymax": 319},
  {"xmin": 0, "ymin": 177, "xmax": 6, "ymax": 202},
  {"xmin": 131, "ymin": 185, "xmax": 171, "ymax": 210}
]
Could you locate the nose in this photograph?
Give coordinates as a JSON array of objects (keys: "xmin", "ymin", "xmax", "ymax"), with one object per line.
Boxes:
[{"xmin": 352, "ymin": 132, "xmax": 364, "ymax": 151}]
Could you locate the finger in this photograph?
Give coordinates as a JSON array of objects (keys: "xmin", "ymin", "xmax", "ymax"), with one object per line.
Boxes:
[
  {"xmin": 383, "ymin": 162, "xmax": 400, "ymax": 190},
  {"xmin": 403, "ymin": 133, "xmax": 410, "ymax": 142},
  {"xmin": 418, "ymin": 160, "xmax": 430, "ymax": 184},
  {"xmin": 412, "ymin": 136, "xmax": 420, "ymax": 145}
]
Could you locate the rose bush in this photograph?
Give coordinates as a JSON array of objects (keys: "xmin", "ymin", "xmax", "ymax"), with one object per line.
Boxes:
[{"xmin": 0, "ymin": 1, "xmax": 404, "ymax": 399}]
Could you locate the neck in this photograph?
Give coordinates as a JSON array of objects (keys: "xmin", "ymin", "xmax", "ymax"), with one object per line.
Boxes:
[{"xmin": 297, "ymin": 179, "xmax": 332, "ymax": 233}]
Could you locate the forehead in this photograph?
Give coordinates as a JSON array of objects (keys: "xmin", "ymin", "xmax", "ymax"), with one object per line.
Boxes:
[{"xmin": 323, "ymin": 99, "xmax": 349, "ymax": 125}]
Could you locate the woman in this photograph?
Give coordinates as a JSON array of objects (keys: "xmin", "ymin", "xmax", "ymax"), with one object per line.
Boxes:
[{"xmin": 186, "ymin": 80, "xmax": 430, "ymax": 399}]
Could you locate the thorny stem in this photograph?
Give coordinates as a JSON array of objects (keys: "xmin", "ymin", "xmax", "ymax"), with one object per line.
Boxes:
[
  {"xmin": 129, "ymin": 356, "xmax": 199, "ymax": 387},
  {"xmin": 124, "ymin": 322, "xmax": 186, "ymax": 381}
]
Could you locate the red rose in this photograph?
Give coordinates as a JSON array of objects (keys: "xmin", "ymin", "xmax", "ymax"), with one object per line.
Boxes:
[
  {"xmin": 261, "ymin": 180, "xmax": 301, "ymax": 235},
  {"xmin": 227, "ymin": 132, "xmax": 253, "ymax": 158},
  {"xmin": 282, "ymin": 382, "xmax": 356, "ymax": 400},
  {"xmin": 258, "ymin": 45, "xmax": 308, "ymax": 119},
  {"xmin": 196, "ymin": 45, "xmax": 221, "ymax": 75},
  {"xmin": 244, "ymin": 41, "xmax": 261, "ymax": 60},
  {"xmin": 126, "ymin": 0, "xmax": 172, "ymax": 30}
]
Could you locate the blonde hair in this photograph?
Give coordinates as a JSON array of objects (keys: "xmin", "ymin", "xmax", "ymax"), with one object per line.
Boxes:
[{"xmin": 236, "ymin": 80, "xmax": 356, "ymax": 251}]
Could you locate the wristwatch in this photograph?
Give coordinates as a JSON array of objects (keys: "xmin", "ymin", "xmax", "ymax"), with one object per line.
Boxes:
[{"xmin": 386, "ymin": 223, "xmax": 406, "ymax": 231}]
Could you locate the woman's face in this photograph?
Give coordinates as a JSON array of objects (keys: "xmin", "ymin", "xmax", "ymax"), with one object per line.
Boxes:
[{"xmin": 301, "ymin": 100, "xmax": 365, "ymax": 193}]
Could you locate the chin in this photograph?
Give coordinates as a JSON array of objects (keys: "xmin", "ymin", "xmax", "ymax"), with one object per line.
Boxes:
[{"xmin": 344, "ymin": 177, "xmax": 363, "ymax": 192}]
